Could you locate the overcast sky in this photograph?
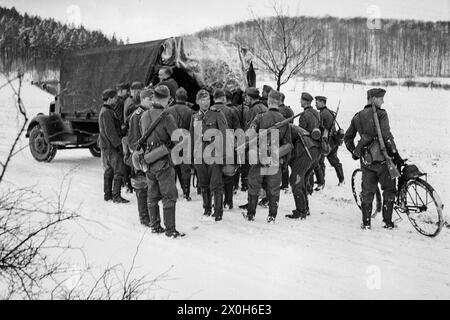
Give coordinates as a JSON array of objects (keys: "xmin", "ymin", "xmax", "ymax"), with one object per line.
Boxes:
[{"xmin": 2, "ymin": 0, "xmax": 449, "ymax": 43}]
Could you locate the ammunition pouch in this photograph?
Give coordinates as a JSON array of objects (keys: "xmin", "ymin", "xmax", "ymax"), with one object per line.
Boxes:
[
  {"xmin": 331, "ymin": 128, "xmax": 345, "ymax": 146},
  {"xmin": 361, "ymin": 139, "xmax": 385, "ymax": 165}
]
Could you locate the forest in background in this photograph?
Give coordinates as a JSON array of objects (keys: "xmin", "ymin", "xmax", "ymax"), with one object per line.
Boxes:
[
  {"xmin": 0, "ymin": 6, "xmax": 122, "ymax": 76},
  {"xmin": 196, "ymin": 16, "xmax": 450, "ymax": 81},
  {"xmin": 1, "ymin": 6, "xmax": 449, "ymax": 84}
]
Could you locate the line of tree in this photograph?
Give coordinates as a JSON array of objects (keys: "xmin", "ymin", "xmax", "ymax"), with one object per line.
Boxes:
[
  {"xmin": 196, "ymin": 16, "xmax": 450, "ymax": 80},
  {"xmin": 0, "ymin": 6, "xmax": 123, "ymax": 74}
]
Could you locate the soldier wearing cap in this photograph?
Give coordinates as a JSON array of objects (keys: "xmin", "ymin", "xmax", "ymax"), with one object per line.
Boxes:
[
  {"xmin": 124, "ymin": 81, "xmax": 144, "ymax": 124},
  {"xmin": 344, "ymin": 88, "xmax": 403, "ymax": 230},
  {"xmin": 278, "ymin": 92, "xmax": 294, "ymax": 190},
  {"xmin": 190, "ymin": 89, "xmax": 229, "ymax": 221},
  {"xmin": 298, "ymin": 92, "xmax": 322, "ymax": 197},
  {"xmin": 122, "ymin": 88, "xmax": 154, "ymax": 226},
  {"xmin": 312, "ymin": 95, "xmax": 345, "ymax": 190},
  {"xmin": 243, "ymin": 90, "xmax": 292, "ymax": 223},
  {"xmin": 98, "ymin": 88, "xmax": 129, "ymax": 204},
  {"xmin": 157, "ymin": 66, "xmax": 179, "ymax": 99},
  {"xmin": 212, "ymin": 88, "xmax": 241, "ymax": 210},
  {"xmin": 139, "ymin": 85, "xmax": 185, "ymax": 238},
  {"xmin": 238, "ymin": 87, "xmax": 267, "ymax": 196},
  {"xmin": 261, "ymin": 85, "xmax": 273, "ymax": 107},
  {"xmin": 114, "ymin": 82, "xmax": 130, "ymax": 125},
  {"xmin": 168, "ymin": 87, "xmax": 195, "ymax": 201}
]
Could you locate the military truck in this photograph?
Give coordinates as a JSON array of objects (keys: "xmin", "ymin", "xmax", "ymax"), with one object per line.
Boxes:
[{"xmin": 26, "ymin": 36, "xmax": 255, "ymax": 162}]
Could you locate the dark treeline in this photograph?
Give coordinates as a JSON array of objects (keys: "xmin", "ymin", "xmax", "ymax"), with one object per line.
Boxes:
[
  {"xmin": 0, "ymin": 6, "xmax": 122, "ymax": 75},
  {"xmin": 196, "ymin": 16, "xmax": 450, "ymax": 80}
]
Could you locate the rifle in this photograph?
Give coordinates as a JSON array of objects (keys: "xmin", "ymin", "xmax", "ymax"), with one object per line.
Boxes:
[
  {"xmin": 134, "ymin": 109, "xmax": 168, "ymax": 151},
  {"xmin": 236, "ymin": 112, "xmax": 302, "ymax": 154},
  {"xmin": 296, "ymin": 128, "xmax": 312, "ymax": 160},
  {"xmin": 371, "ymin": 104, "xmax": 400, "ymax": 179}
]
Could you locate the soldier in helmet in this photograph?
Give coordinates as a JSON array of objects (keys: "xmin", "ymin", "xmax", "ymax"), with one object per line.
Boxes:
[
  {"xmin": 98, "ymin": 88, "xmax": 129, "ymax": 204},
  {"xmin": 190, "ymin": 89, "xmax": 229, "ymax": 221},
  {"xmin": 344, "ymin": 88, "xmax": 404, "ymax": 230}
]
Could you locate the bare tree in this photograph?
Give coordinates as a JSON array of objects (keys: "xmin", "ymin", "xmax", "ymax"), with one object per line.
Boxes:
[
  {"xmin": 0, "ymin": 73, "xmax": 169, "ymax": 299},
  {"xmin": 237, "ymin": 2, "xmax": 324, "ymax": 90}
]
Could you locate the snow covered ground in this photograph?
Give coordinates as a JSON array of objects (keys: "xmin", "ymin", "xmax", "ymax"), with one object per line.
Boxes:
[{"xmin": 1, "ymin": 75, "xmax": 449, "ymax": 299}]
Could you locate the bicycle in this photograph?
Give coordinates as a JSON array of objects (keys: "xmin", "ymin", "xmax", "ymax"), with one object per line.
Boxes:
[{"xmin": 351, "ymin": 160, "xmax": 445, "ymax": 237}]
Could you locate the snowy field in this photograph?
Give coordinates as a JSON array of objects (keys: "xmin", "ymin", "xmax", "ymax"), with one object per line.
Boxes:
[{"xmin": 1, "ymin": 75, "xmax": 449, "ymax": 299}]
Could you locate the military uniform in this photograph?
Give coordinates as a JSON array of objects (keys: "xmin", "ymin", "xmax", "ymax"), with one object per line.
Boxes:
[
  {"xmin": 98, "ymin": 90, "xmax": 127, "ymax": 203},
  {"xmin": 313, "ymin": 105, "xmax": 345, "ymax": 186},
  {"xmin": 140, "ymin": 101, "xmax": 179, "ymax": 234},
  {"xmin": 286, "ymin": 124, "xmax": 321, "ymax": 219},
  {"xmin": 278, "ymin": 103, "xmax": 294, "ymax": 190},
  {"xmin": 124, "ymin": 105, "xmax": 149, "ymax": 225},
  {"xmin": 344, "ymin": 88, "xmax": 402, "ymax": 228},
  {"xmin": 298, "ymin": 104, "xmax": 321, "ymax": 195},
  {"xmin": 169, "ymin": 100, "xmax": 194, "ymax": 200},
  {"xmin": 245, "ymin": 105, "xmax": 292, "ymax": 222},
  {"xmin": 213, "ymin": 101, "xmax": 241, "ymax": 209},
  {"xmin": 190, "ymin": 102, "xmax": 228, "ymax": 221},
  {"xmin": 232, "ymin": 102, "xmax": 250, "ymax": 191}
]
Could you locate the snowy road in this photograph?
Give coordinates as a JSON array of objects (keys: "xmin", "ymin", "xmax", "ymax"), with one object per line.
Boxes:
[{"xmin": 1, "ymin": 77, "xmax": 449, "ymax": 299}]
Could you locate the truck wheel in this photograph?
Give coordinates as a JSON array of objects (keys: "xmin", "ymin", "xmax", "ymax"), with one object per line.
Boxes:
[
  {"xmin": 29, "ymin": 125, "xmax": 57, "ymax": 162},
  {"xmin": 89, "ymin": 144, "xmax": 101, "ymax": 157}
]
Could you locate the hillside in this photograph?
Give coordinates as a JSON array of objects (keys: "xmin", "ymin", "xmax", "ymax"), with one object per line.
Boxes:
[
  {"xmin": 0, "ymin": 6, "xmax": 122, "ymax": 76},
  {"xmin": 196, "ymin": 16, "xmax": 450, "ymax": 80}
]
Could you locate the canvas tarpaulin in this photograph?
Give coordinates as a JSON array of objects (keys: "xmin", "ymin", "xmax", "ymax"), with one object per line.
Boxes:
[
  {"xmin": 59, "ymin": 36, "xmax": 254, "ymax": 115},
  {"xmin": 59, "ymin": 39, "xmax": 165, "ymax": 115}
]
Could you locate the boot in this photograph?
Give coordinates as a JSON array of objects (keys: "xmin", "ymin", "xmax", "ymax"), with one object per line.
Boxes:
[
  {"xmin": 104, "ymin": 175, "xmax": 113, "ymax": 201},
  {"xmin": 136, "ymin": 188, "xmax": 150, "ymax": 226},
  {"xmin": 163, "ymin": 206, "xmax": 176, "ymax": 234},
  {"xmin": 258, "ymin": 197, "xmax": 268, "ymax": 208},
  {"xmin": 201, "ymin": 188, "xmax": 212, "ymax": 217},
  {"xmin": 382, "ymin": 199, "xmax": 395, "ymax": 229},
  {"xmin": 335, "ymin": 163, "xmax": 345, "ymax": 185},
  {"xmin": 361, "ymin": 202, "xmax": 372, "ymax": 229},
  {"xmin": 224, "ymin": 183, "xmax": 234, "ymax": 209},
  {"xmin": 112, "ymin": 176, "xmax": 129, "ymax": 203},
  {"xmin": 267, "ymin": 195, "xmax": 279, "ymax": 222},
  {"xmin": 243, "ymin": 194, "xmax": 258, "ymax": 221},
  {"xmin": 149, "ymin": 205, "xmax": 164, "ymax": 232},
  {"xmin": 212, "ymin": 192, "xmax": 224, "ymax": 221},
  {"xmin": 286, "ymin": 195, "xmax": 307, "ymax": 219},
  {"xmin": 166, "ymin": 229, "xmax": 186, "ymax": 238}
]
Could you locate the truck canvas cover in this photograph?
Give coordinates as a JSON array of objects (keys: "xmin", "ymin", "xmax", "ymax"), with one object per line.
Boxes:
[{"xmin": 59, "ymin": 36, "xmax": 254, "ymax": 116}]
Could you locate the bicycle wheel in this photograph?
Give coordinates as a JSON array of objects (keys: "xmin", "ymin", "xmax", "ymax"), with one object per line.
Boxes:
[
  {"xmin": 402, "ymin": 178, "xmax": 444, "ymax": 237},
  {"xmin": 351, "ymin": 169, "xmax": 382, "ymax": 216}
]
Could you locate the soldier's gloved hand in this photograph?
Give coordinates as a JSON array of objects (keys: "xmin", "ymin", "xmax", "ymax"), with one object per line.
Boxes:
[{"xmin": 351, "ymin": 150, "xmax": 360, "ymax": 160}]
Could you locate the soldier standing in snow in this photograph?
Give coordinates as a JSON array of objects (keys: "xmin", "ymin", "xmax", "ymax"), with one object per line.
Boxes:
[
  {"xmin": 169, "ymin": 87, "xmax": 194, "ymax": 201},
  {"xmin": 140, "ymin": 85, "xmax": 184, "ymax": 238},
  {"xmin": 278, "ymin": 92, "xmax": 294, "ymax": 191},
  {"xmin": 98, "ymin": 88, "xmax": 129, "ymax": 204},
  {"xmin": 243, "ymin": 90, "xmax": 292, "ymax": 223},
  {"xmin": 123, "ymin": 88, "xmax": 153, "ymax": 226},
  {"xmin": 313, "ymin": 96, "xmax": 345, "ymax": 189},
  {"xmin": 297, "ymin": 92, "xmax": 321, "ymax": 196},
  {"xmin": 344, "ymin": 88, "xmax": 403, "ymax": 230},
  {"xmin": 190, "ymin": 89, "xmax": 229, "ymax": 221},
  {"xmin": 210, "ymin": 88, "xmax": 241, "ymax": 210}
]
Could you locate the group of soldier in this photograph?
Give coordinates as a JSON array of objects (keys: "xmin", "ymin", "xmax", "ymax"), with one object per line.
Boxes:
[{"xmin": 98, "ymin": 65, "xmax": 402, "ymax": 238}]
